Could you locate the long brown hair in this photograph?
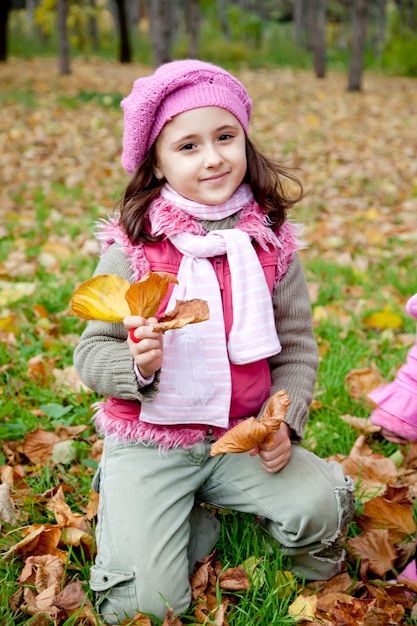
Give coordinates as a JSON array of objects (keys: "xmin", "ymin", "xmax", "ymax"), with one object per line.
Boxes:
[{"xmin": 118, "ymin": 138, "xmax": 303, "ymax": 245}]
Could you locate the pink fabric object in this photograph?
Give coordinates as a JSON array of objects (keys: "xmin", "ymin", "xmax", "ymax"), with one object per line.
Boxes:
[
  {"xmin": 140, "ymin": 228, "xmax": 281, "ymax": 429},
  {"xmin": 160, "ymin": 183, "xmax": 258, "ymax": 222},
  {"xmin": 121, "ymin": 59, "xmax": 252, "ymax": 173},
  {"xmin": 369, "ymin": 343, "xmax": 417, "ymax": 439},
  {"xmin": 140, "ymin": 185, "xmax": 281, "ymax": 428},
  {"xmin": 398, "ymin": 558, "xmax": 417, "ymax": 582},
  {"xmin": 369, "ymin": 293, "xmax": 417, "ymax": 441},
  {"xmin": 93, "ymin": 398, "xmax": 246, "ymax": 450},
  {"xmin": 406, "ymin": 293, "xmax": 417, "ymax": 320}
]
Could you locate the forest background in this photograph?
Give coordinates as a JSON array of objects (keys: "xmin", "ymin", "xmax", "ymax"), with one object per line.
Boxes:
[{"xmin": 1, "ymin": 0, "xmax": 417, "ymax": 625}]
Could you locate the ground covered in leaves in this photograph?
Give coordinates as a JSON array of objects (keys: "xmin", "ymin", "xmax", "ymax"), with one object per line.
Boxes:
[{"xmin": 1, "ymin": 57, "xmax": 417, "ymax": 625}]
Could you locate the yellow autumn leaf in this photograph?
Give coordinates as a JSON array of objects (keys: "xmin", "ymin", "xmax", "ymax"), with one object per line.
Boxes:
[
  {"xmin": 288, "ymin": 594, "xmax": 317, "ymax": 622},
  {"xmin": 0, "ymin": 281, "xmax": 36, "ymax": 306},
  {"xmin": 70, "ymin": 274, "xmax": 131, "ymax": 322},
  {"xmin": 362, "ymin": 308, "xmax": 403, "ymax": 330},
  {"xmin": 275, "ymin": 570, "xmax": 298, "ymax": 599}
]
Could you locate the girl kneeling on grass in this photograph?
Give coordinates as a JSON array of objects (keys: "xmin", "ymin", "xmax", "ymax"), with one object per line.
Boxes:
[{"xmin": 74, "ymin": 59, "xmax": 354, "ymax": 624}]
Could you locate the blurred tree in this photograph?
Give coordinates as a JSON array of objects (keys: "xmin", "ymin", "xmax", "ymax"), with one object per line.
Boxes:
[
  {"xmin": 186, "ymin": 0, "xmax": 201, "ymax": 57},
  {"xmin": 0, "ymin": 0, "xmax": 12, "ymax": 61},
  {"xmin": 57, "ymin": 0, "xmax": 71, "ymax": 73},
  {"xmin": 87, "ymin": 0, "xmax": 99, "ymax": 51},
  {"xmin": 147, "ymin": 0, "xmax": 172, "ymax": 66},
  {"xmin": 113, "ymin": 0, "xmax": 132, "ymax": 62},
  {"xmin": 218, "ymin": 0, "xmax": 230, "ymax": 40},
  {"xmin": 348, "ymin": 0, "xmax": 368, "ymax": 90},
  {"xmin": 308, "ymin": 0, "xmax": 327, "ymax": 77}
]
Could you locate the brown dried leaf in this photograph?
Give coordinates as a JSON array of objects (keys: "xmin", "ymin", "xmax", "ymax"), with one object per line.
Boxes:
[
  {"xmin": 161, "ymin": 607, "xmax": 184, "ymax": 626},
  {"xmin": 219, "ymin": 567, "xmax": 250, "ymax": 591},
  {"xmin": 23, "ymin": 427, "xmax": 61, "ymax": 464},
  {"xmin": 20, "ymin": 555, "xmax": 64, "ymax": 592},
  {"xmin": 345, "ymin": 367, "xmax": 385, "ymax": 402},
  {"xmin": 46, "ymin": 485, "xmax": 89, "ymax": 531},
  {"xmin": 210, "ymin": 418, "xmax": 272, "ymax": 456},
  {"xmin": 23, "ymin": 583, "xmax": 60, "ymax": 616},
  {"xmin": 339, "ymin": 415, "xmax": 382, "ymax": 435},
  {"xmin": 191, "ymin": 562, "xmax": 210, "ymax": 600},
  {"xmin": 154, "ymin": 298, "xmax": 210, "ymax": 332},
  {"xmin": 260, "ymin": 389, "xmax": 291, "ymax": 429},
  {"xmin": 346, "ymin": 529, "xmax": 396, "ymax": 577},
  {"xmin": 70, "ymin": 274, "xmax": 132, "ymax": 322},
  {"xmin": 52, "ymin": 579, "xmax": 86, "ymax": 611}
]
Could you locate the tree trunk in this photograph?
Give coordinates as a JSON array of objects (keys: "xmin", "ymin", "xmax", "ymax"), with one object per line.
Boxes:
[
  {"xmin": 187, "ymin": 0, "xmax": 200, "ymax": 58},
  {"xmin": 88, "ymin": 0, "xmax": 99, "ymax": 51},
  {"xmin": 0, "ymin": 0, "xmax": 11, "ymax": 62},
  {"xmin": 114, "ymin": 0, "xmax": 132, "ymax": 63},
  {"xmin": 293, "ymin": 0, "xmax": 308, "ymax": 47},
  {"xmin": 147, "ymin": 0, "xmax": 172, "ymax": 67},
  {"xmin": 348, "ymin": 0, "xmax": 368, "ymax": 91},
  {"xmin": 57, "ymin": 0, "xmax": 71, "ymax": 75},
  {"xmin": 218, "ymin": 0, "xmax": 230, "ymax": 40},
  {"xmin": 373, "ymin": 0, "xmax": 387, "ymax": 58},
  {"xmin": 308, "ymin": 0, "xmax": 327, "ymax": 78}
]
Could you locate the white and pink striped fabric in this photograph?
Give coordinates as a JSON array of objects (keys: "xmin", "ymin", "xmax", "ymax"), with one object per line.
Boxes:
[{"xmin": 140, "ymin": 226, "xmax": 281, "ymax": 429}]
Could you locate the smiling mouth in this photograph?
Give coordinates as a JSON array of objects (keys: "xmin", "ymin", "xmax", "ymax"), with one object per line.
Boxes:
[{"xmin": 201, "ymin": 172, "xmax": 229, "ymax": 182}]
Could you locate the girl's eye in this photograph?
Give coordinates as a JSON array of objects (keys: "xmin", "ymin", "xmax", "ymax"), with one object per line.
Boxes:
[
  {"xmin": 180, "ymin": 143, "xmax": 195, "ymax": 151},
  {"xmin": 219, "ymin": 133, "xmax": 233, "ymax": 141}
]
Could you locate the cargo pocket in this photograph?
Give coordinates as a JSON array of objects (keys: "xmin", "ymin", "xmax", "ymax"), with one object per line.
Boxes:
[{"xmin": 90, "ymin": 564, "xmax": 137, "ymax": 624}]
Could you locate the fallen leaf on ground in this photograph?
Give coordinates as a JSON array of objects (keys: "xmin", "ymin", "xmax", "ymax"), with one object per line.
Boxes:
[{"xmin": 288, "ymin": 594, "xmax": 317, "ymax": 622}]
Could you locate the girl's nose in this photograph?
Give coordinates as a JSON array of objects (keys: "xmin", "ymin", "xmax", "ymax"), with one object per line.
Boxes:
[{"xmin": 203, "ymin": 144, "xmax": 224, "ymax": 168}]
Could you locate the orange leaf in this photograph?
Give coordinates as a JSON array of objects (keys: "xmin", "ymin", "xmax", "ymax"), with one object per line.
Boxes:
[
  {"xmin": 210, "ymin": 417, "xmax": 272, "ymax": 456},
  {"xmin": 210, "ymin": 390, "xmax": 290, "ymax": 456},
  {"xmin": 3, "ymin": 524, "xmax": 62, "ymax": 560},
  {"xmin": 153, "ymin": 299, "xmax": 210, "ymax": 332},
  {"xmin": 125, "ymin": 272, "xmax": 177, "ymax": 317},
  {"xmin": 357, "ymin": 495, "xmax": 416, "ymax": 543},
  {"xmin": 70, "ymin": 274, "xmax": 131, "ymax": 322}
]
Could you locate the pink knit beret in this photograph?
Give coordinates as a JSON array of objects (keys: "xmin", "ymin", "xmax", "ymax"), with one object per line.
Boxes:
[{"xmin": 120, "ymin": 59, "xmax": 252, "ymax": 174}]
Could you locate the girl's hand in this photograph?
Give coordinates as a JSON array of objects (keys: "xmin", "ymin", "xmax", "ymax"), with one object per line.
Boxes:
[
  {"xmin": 249, "ymin": 423, "xmax": 292, "ymax": 473},
  {"xmin": 124, "ymin": 316, "xmax": 163, "ymax": 379}
]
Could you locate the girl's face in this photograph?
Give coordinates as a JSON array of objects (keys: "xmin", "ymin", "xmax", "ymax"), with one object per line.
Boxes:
[{"xmin": 154, "ymin": 106, "xmax": 247, "ymax": 205}]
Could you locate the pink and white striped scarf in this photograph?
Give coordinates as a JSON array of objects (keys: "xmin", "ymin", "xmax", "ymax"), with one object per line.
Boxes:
[{"xmin": 140, "ymin": 185, "xmax": 282, "ymax": 429}]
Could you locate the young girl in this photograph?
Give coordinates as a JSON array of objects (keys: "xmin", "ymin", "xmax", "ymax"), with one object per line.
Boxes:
[
  {"xmin": 369, "ymin": 293, "xmax": 417, "ymax": 443},
  {"xmin": 74, "ymin": 59, "xmax": 354, "ymax": 624}
]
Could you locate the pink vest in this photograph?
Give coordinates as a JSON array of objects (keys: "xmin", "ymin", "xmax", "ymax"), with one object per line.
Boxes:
[{"xmin": 94, "ymin": 220, "xmax": 300, "ymax": 449}]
